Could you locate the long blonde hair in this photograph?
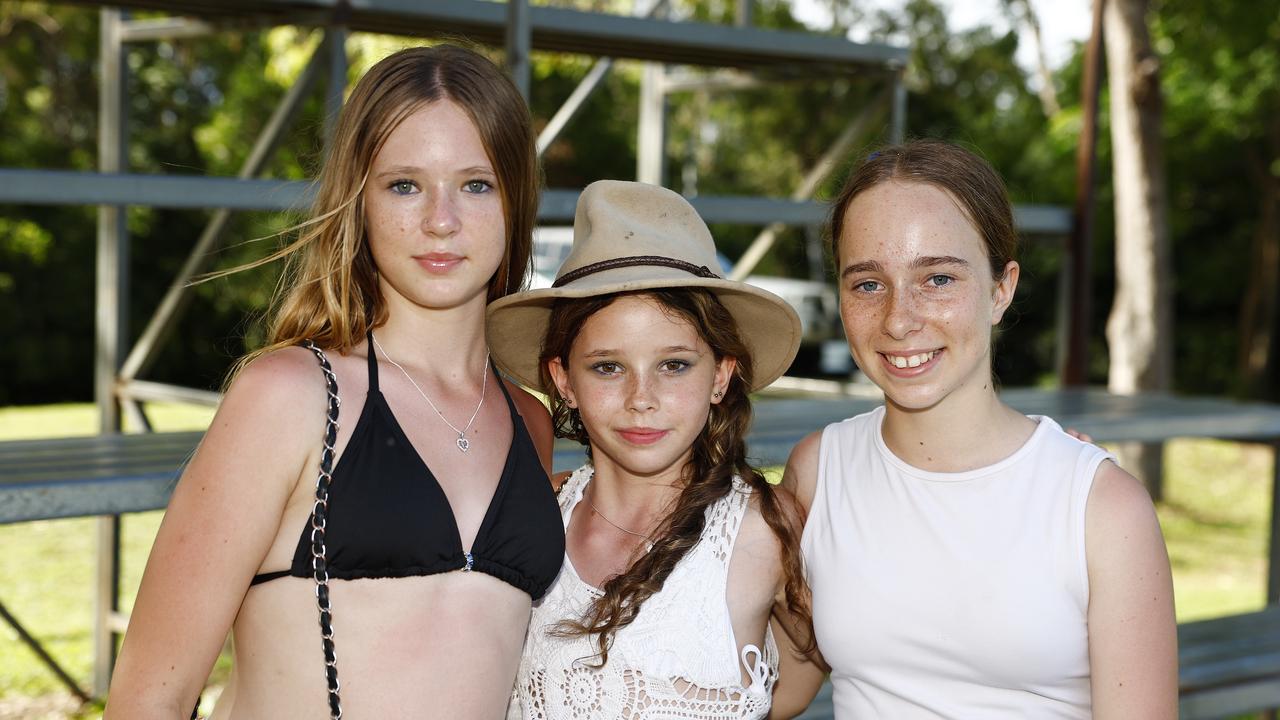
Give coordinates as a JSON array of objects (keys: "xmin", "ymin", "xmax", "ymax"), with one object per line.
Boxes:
[{"xmin": 231, "ymin": 44, "xmax": 538, "ymax": 375}]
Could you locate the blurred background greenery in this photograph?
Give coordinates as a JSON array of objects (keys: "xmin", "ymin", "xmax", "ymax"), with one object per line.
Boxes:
[{"xmin": 1, "ymin": 0, "xmax": 1276, "ymax": 402}]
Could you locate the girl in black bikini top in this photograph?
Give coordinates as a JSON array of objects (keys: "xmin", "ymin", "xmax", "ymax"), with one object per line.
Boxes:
[{"xmin": 250, "ymin": 332, "xmax": 562, "ymax": 598}]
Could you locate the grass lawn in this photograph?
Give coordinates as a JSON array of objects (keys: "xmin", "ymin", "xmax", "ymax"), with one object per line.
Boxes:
[{"xmin": 0, "ymin": 402, "xmax": 1274, "ymax": 718}]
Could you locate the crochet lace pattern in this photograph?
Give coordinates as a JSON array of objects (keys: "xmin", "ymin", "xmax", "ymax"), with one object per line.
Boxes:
[{"xmin": 510, "ymin": 465, "xmax": 778, "ymax": 720}]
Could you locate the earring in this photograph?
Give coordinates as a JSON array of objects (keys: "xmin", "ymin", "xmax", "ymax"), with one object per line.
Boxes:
[{"xmin": 712, "ymin": 390, "xmax": 723, "ymax": 399}]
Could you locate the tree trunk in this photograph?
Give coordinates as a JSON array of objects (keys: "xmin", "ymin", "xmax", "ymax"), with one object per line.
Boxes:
[
  {"xmin": 1104, "ymin": 0, "xmax": 1173, "ymax": 498},
  {"xmin": 1007, "ymin": 0, "xmax": 1061, "ymax": 117},
  {"xmin": 1237, "ymin": 124, "xmax": 1280, "ymax": 401}
]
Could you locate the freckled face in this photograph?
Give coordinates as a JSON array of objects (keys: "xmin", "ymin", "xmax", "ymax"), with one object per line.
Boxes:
[
  {"xmin": 362, "ymin": 99, "xmax": 506, "ymax": 313},
  {"xmin": 547, "ymin": 295, "xmax": 735, "ymax": 481},
  {"xmin": 836, "ymin": 181, "xmax": 1017, "ymax": 413}
]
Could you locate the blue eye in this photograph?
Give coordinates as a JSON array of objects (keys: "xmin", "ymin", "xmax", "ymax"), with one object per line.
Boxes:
[
  {"xmin": 464, "ymin": 179, "xmax": 494, "ymax": 194},
  {"xmin": 389, "ymin": 180, "xmax": 417, "ymax": 195},
  {"xmin": 928, "ymin": 274, "xmax": 954, "ymax": 287},
  {"xmin": 853, "ymin": 279, "xmax": 881, "ymax": 293}
]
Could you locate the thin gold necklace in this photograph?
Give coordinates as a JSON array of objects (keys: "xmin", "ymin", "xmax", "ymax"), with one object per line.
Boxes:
[{"xmin": 586, "ymin": 488, "xmax": 656, "ymax": 544}]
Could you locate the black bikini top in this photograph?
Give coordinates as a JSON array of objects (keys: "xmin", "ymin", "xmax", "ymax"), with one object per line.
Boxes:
[{"xmin": 251, "ymin": 336, "xmax": 565, "ymax": 600}]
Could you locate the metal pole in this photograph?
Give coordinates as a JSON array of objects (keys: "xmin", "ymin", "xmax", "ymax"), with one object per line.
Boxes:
[
  {"xmin": 637, "ymin": 62, "xmax": 666, "ymax": 185},
  {"xmin": 1270, "ymin": 439, "xmax": 1280, "ymax": 604},
  {"xmin": 323, "ymin": 27, "xmax": 347, "ymax": 147},
  {"xmin": 538, "ymin": 58, "xmax": 613, "ymax": 156},
  {"xmin": 0, "ymin": 602, "xmax": 92, "ymax": 703},
  {"xmin": 506, "ymin": 0, "xmax": 531, "ymax": 100},
  {"xmin": 119, "ymin": 38, "xmax": 327, "ymax": 383},
  {"xmin": 94, "ymin": 7, "xmax": 128, "ymax": 697},
  {"xmin": 736, "ymin": 0, "xmax": 753, "ymax": 27},
  {"xmin": 890, "ymin": 66, "xmax": 907, "ymax": 145},
  {"xmin": 1063, "ymin": 0, "xmax": 1105, "ymax": 387}
]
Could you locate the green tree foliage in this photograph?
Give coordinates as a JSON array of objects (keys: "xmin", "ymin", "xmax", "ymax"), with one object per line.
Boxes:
[
  {"xmin": 0, "ymin": 0, "xmax": 1270, "ymax": 402},
  {"xmin": 1152, "ymin": 1, "xmax": 1280, "ymax": 397},
  {"xmin": 1, "ymin": 6, "xmax": 100, "ymax": 403}
]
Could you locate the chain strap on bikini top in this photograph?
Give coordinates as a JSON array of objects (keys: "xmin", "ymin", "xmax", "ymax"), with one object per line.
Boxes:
[{"xmin": 302, "ymin": 340, "xmax": 344, "ymax": 719}]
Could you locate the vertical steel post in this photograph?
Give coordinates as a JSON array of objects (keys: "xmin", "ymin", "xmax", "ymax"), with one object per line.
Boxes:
[
  {"xmin": 1270, "ymin": 440, "xmax": 1280, "ymax": 604},
  {"xmin": 1064, "ymin": 0, "xmax": 1105, "ymax": 386},
  {"xmin": 94, "ymin": 6, "xmax": 128, "ymax": 698},
  {"xmin": 735, "ymin": 0, "xmax": 752, "ymax": 27},
  {"xmin": 637, "ymin": 63, "xmax": 666, "ymax": 185},
  {"xmin": 323, "ymin": 27, "xmax": 348, "ymax": 147},
  {"xmin": 506, "ymin": 0, "xmax": 531, "ymax": 100},
  {"xmin": 890, "ymin": 66, "xmax": 907, "ymax": 145}
]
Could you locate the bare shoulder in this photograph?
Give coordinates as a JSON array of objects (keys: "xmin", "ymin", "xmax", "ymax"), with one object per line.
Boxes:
[
  {"xmin": 229, "ymin": 345, "xmax": 328, "ymax": 398},
  {"xmin": 1086, "ymin": 460, "xmax": 1160, "ymax": 536},
  {"xmin": 739, "ymin": 483, "xmax": 805, "ymax": 572},
  {"xmin": 1085, "ymin": 458, "xmax": 1170, "ymax": 590},
  {"xmin": 504, "ymin": 378, "xmax": 554, "ymax": 475},
  {"xmin": 199, "ymin": 345, "xmax": 329, "ymax": 481},
  {"xmin": 728, "ymin": 488, "xmax": 787, "ymax": 600},
  {"xmin": 504, "ymin": 379, "xmax": 551, "ymax": 430},
  {"xmin": 740, "ymin": 493, "xmax": 785, "ymax": 558},
  {"xmin": 781, "ymin": 429, "xmax": 824, "ymax": 514}
]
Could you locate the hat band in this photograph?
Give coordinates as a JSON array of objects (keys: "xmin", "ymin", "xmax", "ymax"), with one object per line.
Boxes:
[{"xmin": 552, "ymin": 255, "xmax": 720, "ymax": 288}]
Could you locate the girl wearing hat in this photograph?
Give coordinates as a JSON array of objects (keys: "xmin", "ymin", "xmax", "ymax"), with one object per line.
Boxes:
[
  {"xmin": 489, "ymin": 180, "xmax": 816, "ymax": 719},
  {"xmin": 106, "ymin": 45, "xmax": 564, "ymax": 719},
  {"xmin": 781, "ymin": 140, "xmax": 1177, "ymax": 717}
]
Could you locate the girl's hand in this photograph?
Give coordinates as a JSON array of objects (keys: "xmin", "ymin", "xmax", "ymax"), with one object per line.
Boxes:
[{"xmin": 1065, "ymin": 427, "xmax": 1094, "ymax": 444}]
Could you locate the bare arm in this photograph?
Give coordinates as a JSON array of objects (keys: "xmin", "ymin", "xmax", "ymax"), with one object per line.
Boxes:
[
  {"xmin": 104, "ymin": 349, "xmax": 324, "ymax": 719},
  {"xmin": 780, "ymin": 430, "xmax": 822, "ymax": 515},
  {"xmin": 768, "ymin": 431, "xmax": 827, "ymax": 718},
  {"xmin": 768, "ymin": 610, "xmax": 828, "ymax": 719},
  {"xmin": 1086, "ymin": 460, "xmax": 1177, "ymax": 719}
]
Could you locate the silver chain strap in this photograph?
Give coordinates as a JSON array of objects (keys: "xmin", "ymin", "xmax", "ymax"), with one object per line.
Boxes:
[{"xmin": 302, "ymin": 340, "xmax": 343, "ymax": 719}]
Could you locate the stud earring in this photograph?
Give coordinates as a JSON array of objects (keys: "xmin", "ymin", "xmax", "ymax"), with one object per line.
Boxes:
[{"xmin": 712, "ymin": 390, "xmax": 723, "ymax": 399}]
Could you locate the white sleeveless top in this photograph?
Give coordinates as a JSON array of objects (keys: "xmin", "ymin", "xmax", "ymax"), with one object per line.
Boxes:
[
  {"xmin": 509, "ymin": 465, "xmax": 778, "ymax": 720},
  {"xmin": 802, "ymin": 407, "xmax": 1114, "ymax": 719}
]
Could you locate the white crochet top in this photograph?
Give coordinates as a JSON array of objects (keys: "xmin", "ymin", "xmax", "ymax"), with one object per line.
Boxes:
[{"xmin": 509, "ymin": 465, "xmax": 778, "ymax": 720}]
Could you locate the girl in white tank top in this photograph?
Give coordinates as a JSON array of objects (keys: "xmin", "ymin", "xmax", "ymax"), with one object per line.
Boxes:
[
  {"xmin": 486, "ymin": 181, "xmax": 817, "ymax": 719},
  {"xmin": 780, "ymin": 142, "xmax": 1177, "ymax": 718}
]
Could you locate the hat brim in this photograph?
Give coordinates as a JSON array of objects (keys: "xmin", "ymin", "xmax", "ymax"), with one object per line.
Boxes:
[{"xmin": 486, "ymin": 273, "xmax": 802, "ymax": 393}]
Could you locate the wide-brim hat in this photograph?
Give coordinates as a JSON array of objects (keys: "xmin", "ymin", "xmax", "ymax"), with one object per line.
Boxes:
[{"xmin": 487, "ymin": 180, "xmax": 801, "ymax": 392}]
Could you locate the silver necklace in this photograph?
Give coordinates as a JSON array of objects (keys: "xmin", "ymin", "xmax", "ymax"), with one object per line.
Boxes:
[{"xmin": 371, "ymin": 332, "xmax": 488, "ymax": 453}]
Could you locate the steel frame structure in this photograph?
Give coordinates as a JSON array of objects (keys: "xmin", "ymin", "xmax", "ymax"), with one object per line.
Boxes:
[{"xmin": 0, "ymin": 0, "xmax": 1068, "ymax": 700}]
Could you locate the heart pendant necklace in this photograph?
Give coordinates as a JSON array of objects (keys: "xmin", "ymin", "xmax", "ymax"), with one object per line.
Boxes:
[{"xmin": 372, "ymin": 333, "xmax": 488, "ymax": 453}]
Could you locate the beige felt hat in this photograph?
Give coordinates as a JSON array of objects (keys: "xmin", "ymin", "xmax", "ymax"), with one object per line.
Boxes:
[{"xmin": 486, "ymin": 180, "xmax": 801, "ymax": 392}]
